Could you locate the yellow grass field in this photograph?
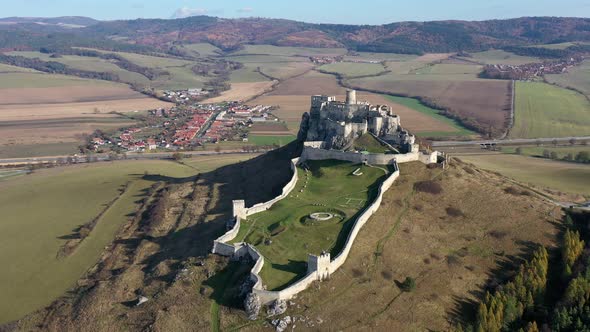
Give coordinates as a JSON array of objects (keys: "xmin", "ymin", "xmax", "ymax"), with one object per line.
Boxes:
[
  {"xmin": 204, "ymin": 81, "xmax": 276, "ymax": 103},
  {"xmin": 458, "ymin": 153, "xmax": 590, "ymax": 196},
  {"xmin": 0, "ymin": 82, "xmax": 172, "ymax": 157}
]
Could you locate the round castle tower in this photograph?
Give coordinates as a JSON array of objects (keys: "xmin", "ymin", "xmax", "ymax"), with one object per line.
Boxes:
[{"xmin": 346, "ymin": 89, "xmax": 357, "ymax": 105}]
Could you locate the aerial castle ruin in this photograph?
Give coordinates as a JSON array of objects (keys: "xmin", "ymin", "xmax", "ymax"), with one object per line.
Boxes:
[
  {"xmin": 211, "ymin": 91, "xmax": 442, "ymax": 314},
  {"xmin": 298, "ymin": 89, "xmax": 416, "ymax": 152}
]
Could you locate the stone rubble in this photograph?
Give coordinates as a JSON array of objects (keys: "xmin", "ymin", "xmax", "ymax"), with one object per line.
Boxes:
[
  {"xmin": 244, "ymin": 293, "xmax": 261, "ymax": 320},
  {"xmin": 266, "ymin": 299, "xmax": 287, "ymax": 317}
]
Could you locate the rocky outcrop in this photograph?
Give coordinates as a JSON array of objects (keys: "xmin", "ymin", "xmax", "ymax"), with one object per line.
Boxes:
[
  {"xmin": 271, "ymin": 316, "xmax": 292, "ymax": 332},
  {"xmin": 266, "ymin": 299, "xmax": 287, "ymax": 317},
  {"xmin": 244, "ymin": 292, "xmax": 261, "ymax": 320}
]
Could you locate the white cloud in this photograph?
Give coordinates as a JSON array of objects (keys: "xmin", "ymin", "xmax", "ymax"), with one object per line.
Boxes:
[
  {"xmin": 237, "ymin": 7, "xmax": 254, "ymax": 13},
  {"xmin": 171, "ymin": 7, "xmax": 208, "ymax": 19}
]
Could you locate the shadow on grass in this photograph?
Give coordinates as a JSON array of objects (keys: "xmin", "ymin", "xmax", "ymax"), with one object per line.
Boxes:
[
  {"xmin": 113, "ymin": 142, "xmax": 303, "ymax": 285},
  {"xmin": 266, "ymin": 260, "xmax": 308, "ymax": 291},
  {"xmin": 330, "ymin": 175, "xmax": 386, "ymax": 258},
  {"xmin": 204, "ymin": 261, "xmax": 253, "ymax": 309}
]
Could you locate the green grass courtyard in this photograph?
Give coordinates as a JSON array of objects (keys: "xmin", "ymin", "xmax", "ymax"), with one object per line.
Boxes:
[{"xmin": 231, "ymin": 159, "xmax": 390, "ymax": 290}]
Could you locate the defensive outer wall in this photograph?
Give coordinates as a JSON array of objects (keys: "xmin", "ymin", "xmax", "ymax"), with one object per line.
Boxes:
[{"xmin": 211, "ymin": 148, "xmax": 438, "ymax": 305}]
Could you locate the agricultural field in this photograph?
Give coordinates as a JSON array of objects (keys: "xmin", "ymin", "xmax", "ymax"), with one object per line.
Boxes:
[
  {"xmin": 319, "ymin": 62, "xmax": 387, "ymax": 77},
  {"xmin": 0, "ymin": 63, "xmax": 39, "ymax": 73},
  {"xmin": 343, "ymin": 52, "xmax": 418, "ymax": 62},
  {"xmin": 249, "ymin": 122, "xmax": 292, "ymax": 135},
  {"xmin": 77, "ymin": 48, "xmax": 210, "ymax": 90},
  {"xmin": 546, "ymin": 60, "xmax": 590, "ymax": 98},
  {"xmin": 384, "ymin": 95, "xmax": 477, "ymax": 137},
  {"xmin": 0, "ymin": 154, "xmax": 256, "ymax": 324},
  {"xmin": 0, "ymin": 74, "xmax": 170, "ymax": 158},
  {"xmin": 203, "ymin": 81, "xmax": 275, "ymax": 103},
  {"xmin": 226, "ymin": 54, "xmax": 313, "ymax": 82},
  {"xmin": 349, "ymin": 77, "xmax": 511, "ymax": 137},
  {"xmin": 248, "ymin": 135, "xmax": 296, "ymax": 146},
  {"xmin": 231, "ymin": 159, "xmax": 389, "ymax": 290},
  {"xmin": 500, "ymin": 145, "xmax": 590, "ymax": 159},
  {"xmin": 181, "ymin": 43, "xmax": 222, "ymax": 57},
  {"xmin": 458, "ymin": 153, "xmax": 590, "ymax": 196},
  {"xmin": 0, "ymin": 71, "xmax": 121, "ymax": 89},
  {"xmin": 532, "ymin": 42, "xmax": 589, "ymax": 50},
  {"xmin": 230, "ymin": 44, "xmax": 347, "ymax": 57},
  {"xmin": 459, "ymin": 49, "xmax": 542, "ymax": 65},
  {"xmin": 6, "ymin": 51, "xmax": 151, "ymax": 86},
  {"xmin": 229, "ymin": 65, "xmax": 271, "ymax": 83},
  {"xmin": 510, "ymin": 82, "xmax": 590, "ymax": 139}
]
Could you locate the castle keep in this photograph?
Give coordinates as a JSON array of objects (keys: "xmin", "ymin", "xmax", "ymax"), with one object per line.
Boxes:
[{"xmin": 299, "ymin": 89, "xmax": 416, "ymax": 151}]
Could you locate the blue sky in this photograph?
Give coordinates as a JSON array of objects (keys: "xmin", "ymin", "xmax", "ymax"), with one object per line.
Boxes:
[{"xmin": 5, "ymin": 0, "xmax": 590, "ymax": 24}]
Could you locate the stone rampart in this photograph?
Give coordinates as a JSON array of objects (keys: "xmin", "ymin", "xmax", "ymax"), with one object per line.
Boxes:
[
  {"xmin": 301, "ymin": 146, "xmax": 437, "ymax": 165},
  {"xmin": 244, "ymin": 157, "xmax": 299, "ymax": 216},
  {"xmin": 211, "ymin": 154, "xmax": 409, "ymax": 305},
  {"xmin": 329, "ymin": 164, "xmax": 399, "ymax": 272}
]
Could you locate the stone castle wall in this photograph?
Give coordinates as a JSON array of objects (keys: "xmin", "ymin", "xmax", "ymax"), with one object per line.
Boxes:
[
  {"xmin": 211, "ymin": 154, "xmax": 405, "ymax": 305},
  {"xmin": 300, "ymin": 142, "xmax": 437, "ymax": 165},
  {"xmin": 329, "ymin": 164, "xmax": 399, "ymax": 272}
]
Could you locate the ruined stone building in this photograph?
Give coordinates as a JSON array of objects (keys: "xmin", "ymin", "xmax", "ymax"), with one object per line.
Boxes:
[{"xmin": 298, "ymin": 90, "xmax": 416, "ymax": 151}]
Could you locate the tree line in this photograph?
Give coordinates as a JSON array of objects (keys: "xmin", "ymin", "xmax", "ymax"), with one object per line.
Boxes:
[{"xmin": 458, "ymin": 211, "xmax": 590, "ymax": 331}]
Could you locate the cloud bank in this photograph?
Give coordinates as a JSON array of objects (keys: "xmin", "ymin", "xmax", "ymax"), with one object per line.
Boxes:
[{"xmin": 171, "ymin": 7, "xmax": 208, "ymax": 19}]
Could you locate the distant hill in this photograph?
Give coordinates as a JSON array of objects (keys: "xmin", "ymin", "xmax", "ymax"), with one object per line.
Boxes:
[
  {"xmin": 0, "ymin": 16, "xmax": 98, "ymax": 28},
  {"xmin": 80, "ymin": 16, "xmax": 590, "ymax": 54},
  {"xmin": 0, "ymin": 16, "xmax": 589, "ymax": 54}
]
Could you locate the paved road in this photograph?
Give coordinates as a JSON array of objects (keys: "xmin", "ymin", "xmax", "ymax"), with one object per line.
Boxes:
[
  {"xmin": 432, "ymin": 136, "xmax": 590, "ymax": 147},
  {"xmin": 0, "ymin": 150, "xmax": 258, "ymax": 165}
]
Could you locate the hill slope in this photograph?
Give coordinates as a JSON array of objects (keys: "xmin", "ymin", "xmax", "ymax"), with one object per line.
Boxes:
[
  {"xmin": 1, "ymin": 16, "xmax": 589, "ymax": 54},
  {"xmin": 8, "ymin": 147, "xmax": 562, "ymax": 331}
]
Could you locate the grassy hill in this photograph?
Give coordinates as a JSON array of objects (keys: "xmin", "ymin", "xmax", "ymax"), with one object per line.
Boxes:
[{"xmin": 0, "ymin": 154, "xmax": 257, "ymax": 324}]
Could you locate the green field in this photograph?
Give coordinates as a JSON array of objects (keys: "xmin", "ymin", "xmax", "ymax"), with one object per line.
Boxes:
[
  {"xmin": 532, "ymin": 42, "xmax": 589, "ymax": 50},
  {"xmin": 0, "ymin": 169, "xmax": 29, "ymax": 180},
  {"xmin": 462, "ymin": 49, "xmax": 542, "ymax": 65},
  {"xmin": 182, "ymin": 43, "xmax": 222, "ymax": 57},
  {"xmin": 248, "ymin": 135, "xmax": 296, "ymax": 146},
  {"xmin": 0, "ymin": 155, "xmax": 254, "ymax": 323},
  {"xmin": 0, "ymin": 72, "xmax": 121, "ymax": 89},
  {"xmin": 225, "ymin": 54, "xmax": 312, "ymax": 82},
  {"xmin": 0, "ymin": 142, "xmax": 82, "ymax": 159},
  {"xmin": 458, "ymin": 154, "xmax": 590, "ymax": 196},
  {"xmin": 511, "ymin": 82, "xmax": 590, "ymax": 139},
  {"xmin": 546, "ymin": 60, "xmax": 590, "ymax": 98},
  {"xmin": 319, "ymin": 62, "xmax": 387, "ymax": 77},
  {"xmin": 362, "ymin": 61, "xmax": 482, "ymax": 82},
  {"xmin": 230, "ymin": 45, "xmax": 347, "ymax": 57},
  {"xmin": 383, "ymin": 95, "xmax": 477, "ymax": 137},
  {"xmin": 501, "ymin": 145, "xmax": 590, "ymax": 160},
  {"xmin": 343, "ymin": 52, "xmax": 418, "ymax": 62},
  {"xmin": 6, "ymin": 51, "xmax": 151, "ymax": 86},
  {"xmin": 0, "ymin": 63, "xmax": 39, "ymax": 73},
  {"xmin": 412, "ymin": 63, "xmax": 482, "ymax": 75},
  {"xmin": 231, "ymin": 160, "xmax": 388, "ymax": 290}
]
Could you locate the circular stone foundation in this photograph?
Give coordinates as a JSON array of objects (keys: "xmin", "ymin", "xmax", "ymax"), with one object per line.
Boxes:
[{"xmin": 309, "ymin": 212, "xmax": 334, "ymax": 221}]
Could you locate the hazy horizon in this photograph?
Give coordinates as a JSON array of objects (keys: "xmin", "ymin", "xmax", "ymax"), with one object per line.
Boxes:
[{"xmin": 4, "ymin": 0, "xmax": 590, "ymax": 25}]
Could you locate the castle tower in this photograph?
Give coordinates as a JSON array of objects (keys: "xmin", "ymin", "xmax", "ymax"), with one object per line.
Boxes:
[
  {"xmin": 346, "ymin": 89, "xmax": 357, "ymax": 105},
  {"xmin": 308, "ymin": 251, "xmax": 331, "ymax": 281},
  {"xmin": 232, "ymin": 200, "xmax": 246, "ymax": 219}
]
